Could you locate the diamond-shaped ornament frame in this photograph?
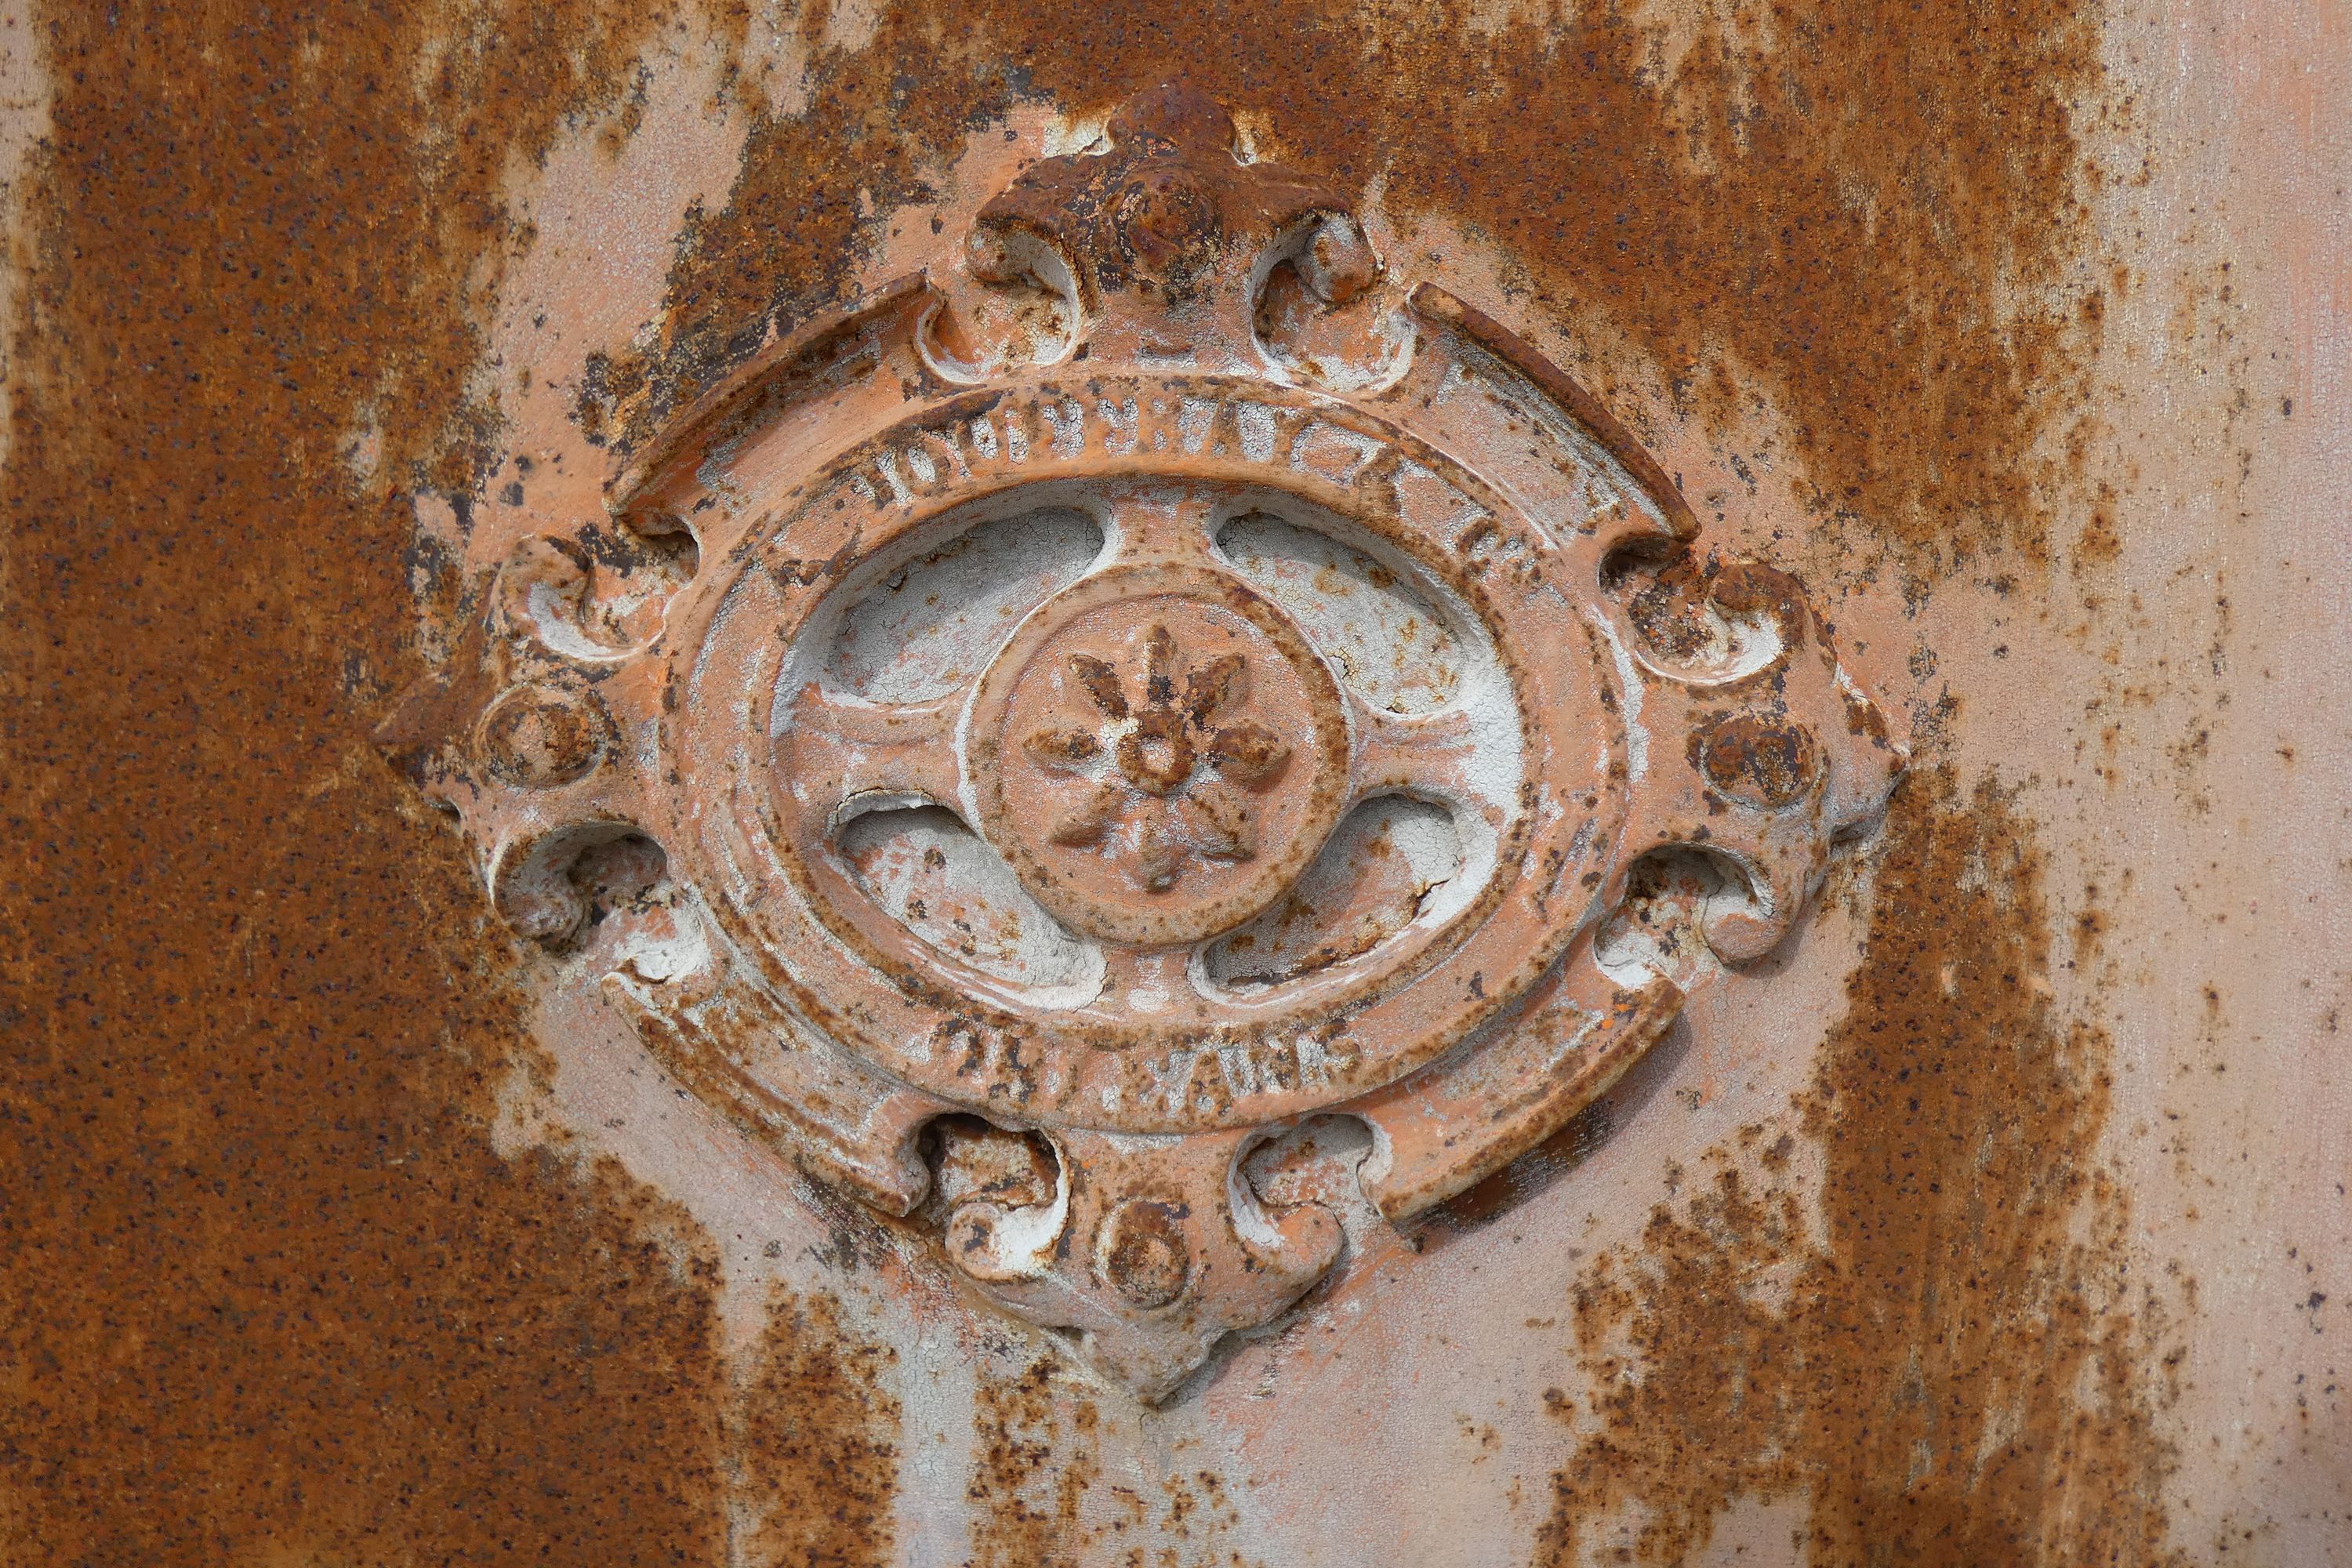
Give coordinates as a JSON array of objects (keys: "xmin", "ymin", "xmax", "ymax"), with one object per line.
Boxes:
[{"xmin": 380, "ymin": 85, "xmax": 1905, "ymax": 1402}]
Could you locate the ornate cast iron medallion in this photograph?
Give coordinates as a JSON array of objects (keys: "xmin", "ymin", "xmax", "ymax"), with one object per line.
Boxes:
[{"xmin": 381, "ymin": 85, "xmax": 1905, "ymax": 1402}]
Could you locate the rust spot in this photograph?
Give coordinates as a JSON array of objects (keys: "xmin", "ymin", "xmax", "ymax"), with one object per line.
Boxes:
[
  {"xmin": 967, "ymin": 1358, "xmax": 1101, "ymax": 1566},
  {"xmin": 1625, "ymin": 564, "xmax": 1725, "ymax": 665},
  {"xmin": 964, "ymin": 1356, "xmax": 1265, "ymax": 1562},
  {"xmin": 477, "ymin": 683, "xmax": 612, "ymax": 786},
  {"xmin": 1698, "ymin": 713, "xmax": 1823, "ymax": 809},
  {"xmin": 931, "ymin": 1115, "xmax": 1062, "ymax": 1211},
  {"xmin": 1535, "ymin": 769, "xmax": 2180, "ymax": 1564},
  {"xmin": 1025, "ymin": 726, "xmax": 1105, "ymax": 767},
  {"xmin": 737, "ymin": 1288, "xmax": 901, "ymax": 1568},
  {"xmin": 1069, "ymin": 652, "xmax": 1131, "ymax": 719},
  {"xmin": 1096, "ymin": 1197, "xmax": 1193, "ymax": 1308},
  {"xmin": 2077, "ymin": 482, "xmax": 2125, "ymax": 567}
]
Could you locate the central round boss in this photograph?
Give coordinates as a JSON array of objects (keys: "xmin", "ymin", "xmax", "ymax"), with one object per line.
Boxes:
[{"xmin": 967, "ymin": 561, "xmax": 1353, "ymax": 949}]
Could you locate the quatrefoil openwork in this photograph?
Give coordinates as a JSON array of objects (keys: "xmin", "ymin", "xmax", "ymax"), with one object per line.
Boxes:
[{"xmin": 379, "ymin": 83, "xmax": 1905, "ymax": 1403}]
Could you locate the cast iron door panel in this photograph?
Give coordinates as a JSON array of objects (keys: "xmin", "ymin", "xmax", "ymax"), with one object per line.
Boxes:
[{"xmin": 2, "ymin": 8, "xmax": 2344, "ymax": 1566}]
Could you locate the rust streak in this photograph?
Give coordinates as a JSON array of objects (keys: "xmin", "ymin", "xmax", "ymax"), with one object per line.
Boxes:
[
  {"xmin": 1536, "ymin": 770, "xmax": 2180, "ymax": 1565},
  {"xmin": 738, "ymin": 1288, "xmax": 901, "ymax": 1568},
  {"xmin": 0, "ymin": 1, "xmax": 744, "ymax": 1560},
  {"xmin": 967, "ymin": 1357, "xmax": 1102, "ymax": 1566}
]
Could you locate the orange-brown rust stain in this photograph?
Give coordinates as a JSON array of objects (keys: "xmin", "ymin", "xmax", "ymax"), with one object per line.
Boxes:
[
  {"xmin": 739, "ymin": 1288, "xmax": 902, "ymax": 1567},
  {"xmin": 968, "ymin": 1356, "xmax": 1103, "ymax": 1566},
  {"xmin": 0, "ymin": 0, "xmax": 763, "ymax": 1560},
  {"xmin": 965, "ymin": 1353, "xmax": 1262, "ymax": 1566},
  {"xmin": 594, "ymin": 0, "xmax": 2108, "ymax": 583},
  {"xmin": 1536, "ymin": 770, "xmax": 2180, "ymax": 1565}
]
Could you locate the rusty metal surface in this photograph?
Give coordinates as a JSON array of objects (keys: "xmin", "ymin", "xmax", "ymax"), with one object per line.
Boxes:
[{"xmin": 0, "ymin": 2, "xmax": 2345, "ymax": 1565}]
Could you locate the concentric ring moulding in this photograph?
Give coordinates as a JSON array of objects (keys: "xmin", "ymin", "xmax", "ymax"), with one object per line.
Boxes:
[{"xmin": 378, "ymin": 83, "xmax": 1904, "ymax": 1402}]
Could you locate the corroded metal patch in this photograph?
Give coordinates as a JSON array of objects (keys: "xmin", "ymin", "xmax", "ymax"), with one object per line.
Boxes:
[{"xmin": 380, "ymin": 84, "xmax": 1904, "ymax": 1401}]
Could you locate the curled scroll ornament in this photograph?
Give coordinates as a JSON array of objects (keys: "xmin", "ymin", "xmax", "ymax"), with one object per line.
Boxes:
[{"xmin": 379, "ymin": 85, "xmax": 1905, "ymax": 1403}]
